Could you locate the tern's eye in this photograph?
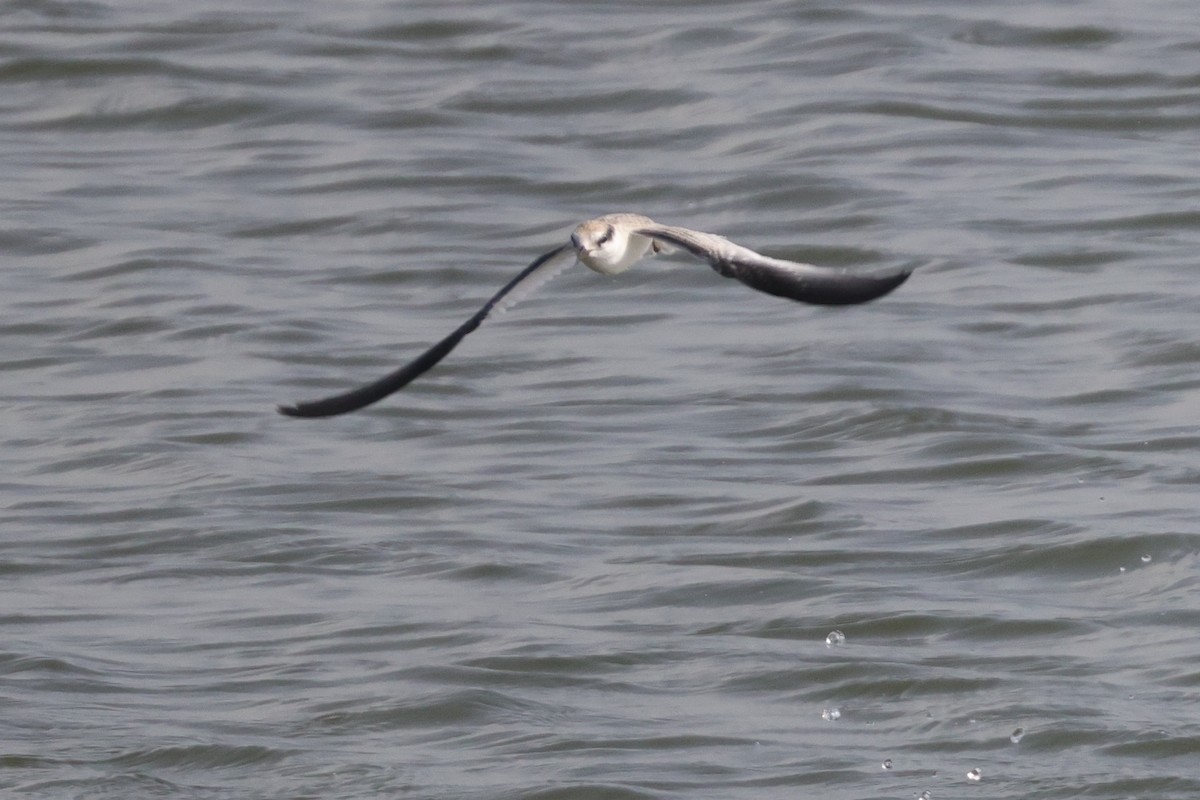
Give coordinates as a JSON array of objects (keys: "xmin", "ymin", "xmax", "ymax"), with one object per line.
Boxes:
[{"xmin": 596, "ymin": 226, "xmax": 614, "ymax": 246}]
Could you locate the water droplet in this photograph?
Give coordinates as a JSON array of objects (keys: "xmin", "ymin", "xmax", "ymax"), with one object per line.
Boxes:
[
  {"xmin": 1119, "ymin": 566, "xmax": 1127, "ymax": 573},
  {"xmin": 967, "ymin": 767, "xmax": 982, "ymax": 782},
  {"xmin": 825, "ymin": 629, "xmax": 846, "ymax": 647},
  {"xmin": 918, "ymin": 791, "xmax": 932, "ymax": 800},
  {"xmin": 821, "ymin": 707, "xmax": 841, "ymax": 721},
  {"xmin": 1010, "ymin": 727, "xmax": 1024, "ymax": 743},
  {"xmin": 1141, "ymin": 554, "xmax": 1152, "ymax": 563},
  {"xmin": 882, "ymin": 758, "xmax": 893, "ymax": 770}
]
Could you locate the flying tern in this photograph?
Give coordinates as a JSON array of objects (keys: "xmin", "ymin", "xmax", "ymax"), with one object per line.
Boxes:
[{"xmin": 278, "ymin": 213, "xmax": 910, "ymax": 418}]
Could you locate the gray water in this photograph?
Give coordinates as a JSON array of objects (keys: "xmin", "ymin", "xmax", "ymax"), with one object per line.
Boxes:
[{"xmin": 4, "ymin": 1, "xmax": 1200, "ymax": 797}]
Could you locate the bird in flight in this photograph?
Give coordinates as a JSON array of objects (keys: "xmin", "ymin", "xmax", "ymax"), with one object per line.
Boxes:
[{"xmin": 278, "ymin": 213, "xmax": 910, "ymax": 418}]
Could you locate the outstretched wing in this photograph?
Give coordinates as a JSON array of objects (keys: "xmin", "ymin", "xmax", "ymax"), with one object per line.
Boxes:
[
  {"xmin": 278, "ymin": 244, "xmax": 575, "ymax": 418},
  {"xmin": 635, "ymin": 224, "xmax": 910, "ymax": 306}
]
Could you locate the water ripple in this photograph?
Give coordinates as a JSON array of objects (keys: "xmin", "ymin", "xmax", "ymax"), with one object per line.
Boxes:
[{"xmin": 4, "ymin": 1, "xmax": 1199, "ymax": 799}]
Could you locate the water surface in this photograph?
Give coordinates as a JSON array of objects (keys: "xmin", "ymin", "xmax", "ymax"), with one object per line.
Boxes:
[{"xmin": 4, "ymin": 1, "xmax": 1200, "ymax": 798}]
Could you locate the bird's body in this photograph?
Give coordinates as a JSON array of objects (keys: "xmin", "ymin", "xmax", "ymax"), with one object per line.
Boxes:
[
  {"xmin": 279, "ymin": 214, "xmax": 911, "ymax": 418},
  {"xmin": 572, "ymin": 213, "xmax": 660, "ymax": 274}
]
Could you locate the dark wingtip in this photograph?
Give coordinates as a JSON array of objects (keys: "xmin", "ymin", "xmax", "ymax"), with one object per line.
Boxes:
[
  {"xmin": 275, "ymin": 244, "xmax": 574, "ymax": 421},
  {"xmin": 835, "ymin": 265, "xmax": 913, "ymax": 305},
  {"xmin": 887, "ymin": 267, "xmax": 914, "ymax": 290},
  {"xmin": 855, "ymin": 267, "xmax": 912, "ymax": 304},
  {"xmin": 789, "ymin": 266, "xmax": 913, "ymax": 306}
]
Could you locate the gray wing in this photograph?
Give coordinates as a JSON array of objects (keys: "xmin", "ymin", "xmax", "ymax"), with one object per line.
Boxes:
[
  {"xmin": 279, "ymin": 244, "xmax": 575, "ymax": 418},
  {"xmin": 635, "ymin": 224, "xmax": 910, "ymax": 306}
]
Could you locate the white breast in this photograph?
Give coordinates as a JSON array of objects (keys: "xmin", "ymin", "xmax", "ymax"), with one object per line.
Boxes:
[{"xmin": 578, "ymin": 232, "xmax": 655, "ymax": 275}]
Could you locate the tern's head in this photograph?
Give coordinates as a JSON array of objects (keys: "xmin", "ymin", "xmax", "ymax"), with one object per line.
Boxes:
[
  {"xmin": 571, "ymin": 217, "xmax": 649, "ymax": 275},
  {"xmin": 571, "ymin": 220, "xmax": 616, "ymax": 259}
]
